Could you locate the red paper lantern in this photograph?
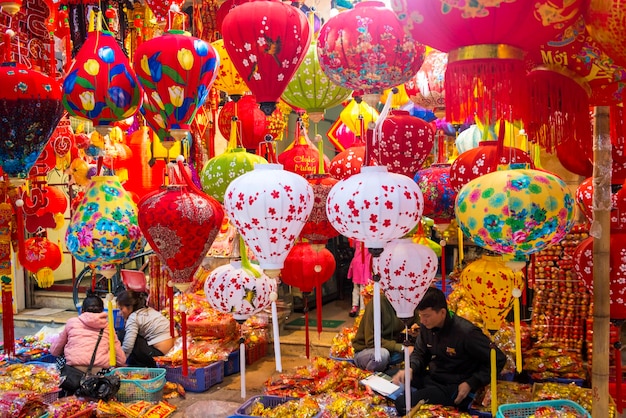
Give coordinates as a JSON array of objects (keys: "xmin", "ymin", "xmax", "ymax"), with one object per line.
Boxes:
[
  {"xmin": 21, "ymin": 237, "xmax": 62, "ymax": 288},
  {"xmin": 35, "ymin": 186, "xmax": 68, "ymax": 216},
  {"xmin": 300, "ymin": 174, "xmax": 340, "ymax": 244},
  {"xmin": 367, "ymin": 109, "xmax": 434, "ymax": 178},
  {"xmin": 222, "ymin": 0, "xmax": 312, "ymax": 116},
  {"xmin": 278, "ymin": 136, "xmax": 328, "ymax": 177},
  {"xmin": 574, "ymin": 233, "xmax": 626, "ymax": 319},
  {"xmin": 62, "ymin": 31, "xmax": 142, "ymax": 134},
  {"xmin": 405, "ymin": 48, "xmax": 447, "ymax": 119},
  {"xmin": 413, "ymin": 163, "xmax": 457, "ymax": 225},
  {"xmin": 556, "ymin": 136, "xmax": 593, "ymax": 177},
  {"xmin": 328, "ymin": 139, "xmax": 367, "ymax": 181},
  {"xmin": 317, "ymin": 1, "xmax": 424, "ymax": 100},
  {"xmin": 449, "ymin": 141, "xmax": 534, "ymax": 192},
  {"xmin": 122, "ymin": 127, "xmax": 165, "ymax": 200},
  {"xmin": 217, "ymin": 95, "xmax": 267, "ymax": 149},
  {"xmin": 138, "ymin": 161, "xmax": 224, "ymax": 290}
]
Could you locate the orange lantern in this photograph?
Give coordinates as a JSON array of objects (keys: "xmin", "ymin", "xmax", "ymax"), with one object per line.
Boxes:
[{"xmin": 22, "ymin": 237, "xmax": 62, "ymax": 288}]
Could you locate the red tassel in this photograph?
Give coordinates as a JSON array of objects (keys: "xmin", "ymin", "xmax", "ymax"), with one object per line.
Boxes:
[
  {"xmin": 304, "ymin": 303, "xmax": 310, "ymax": 360},
  {"xmin": 2, "ymin": 285, "xmax": 14, "ymax": 356},
  {"xmin": 167, "ymin": 283, "xmax": 175, "ymax": 338},
  {"xmin": 616, "ymin": 343, "xmax": 623, "ymax": 413},
  {"xmin": 440, "ymin": 244, "xmax": 446, "ymax": 294},
  {"xmin": 316, "ymin": 285, "xmax": 323, "ymax": 337},
  {"xmin": 181, "ymin": 310, "xmax": 188, "ymax": 377}
]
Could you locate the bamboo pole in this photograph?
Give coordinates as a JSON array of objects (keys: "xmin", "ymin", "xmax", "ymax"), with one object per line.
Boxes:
[{"xmin": 591, "ymin": 106, "xmax": 611, "ymax": 418}]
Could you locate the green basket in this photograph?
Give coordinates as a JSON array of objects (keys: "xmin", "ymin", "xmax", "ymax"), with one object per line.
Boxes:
[
  {"xmin": 108, "ymin": 367, "xmax": 166, "ymax": 403},
  {"xmin": 496, "ymin": 399, "xmax": 590, "ymax": 418}
]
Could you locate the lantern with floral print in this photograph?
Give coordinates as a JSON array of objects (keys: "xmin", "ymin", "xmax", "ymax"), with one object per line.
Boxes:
[
  {"xmin": 459, "ymin": 254, "xmax": 525, "ymax": 330},
  {"xmin": 138, "ymin": 160, "xmax": 224, "ymax": 290},
  {"xmin": 301, "ymin": 174, "xmax": 340, "ymax": 244},
  {"xmin": 62, "ymin": 31, "xmax": 142, "ymax": 135},
  {"xmin": 21, "ymin": 237, "xmax": 62, "ymax": 288},
  {"xmin": 65, "ymin": 175, "xmax": 144, "ymax": 278},
  {"xmin": 375, "ymin": 238, "xmax": 438, "ymax": 319},
  {"xmin": 575, "ymin": 177, "xmax": 624, "ymax": 228},
  {"xmin": 317, "ymin": 1, "xmax": 424, "ymax": 103},
  {"xmin": 368, "ymin": 110, "xmax": 435, "ymax": 178},
  {"xmin": 144, "ymin": 0, "xmax": 186, "ymax": 26},
  {"xmin": 133, "ymin": 30, "xmax": 220, "ymax": 141},
  {"xmin": 414, "ymin": 163, "xmax": 457, "ymax": 226},
  {"xmin": 405, "ymin": 48, "xmax": 447, "ymax": 119},
  {"xmin": 223, "ymin": 164, "xmax": 314, "ymax": 278},
  {"xmin": 449, "ymin": 141, "xmax": 534, "ymax": 192},
  {"xmin": 221, "ymin": 0, "xmax": 312, "ymax": 116},
  {"xmin": 328, "ymin": 139, "xmax": 367, "ymax": 181},
  {"xmin": 0, "ymin": 62, "xmax": 64, "ymax": 179},
  {"xmin": 455, "ymin": 166, "xmax": 576, "ymax": 258},
  {"xmin": 211, "ymin": 39, "xmax": 249, "ymax": 100},
  {"xmin": 573, "ymin": 233, "xmax": 626, "ymax": 319}
]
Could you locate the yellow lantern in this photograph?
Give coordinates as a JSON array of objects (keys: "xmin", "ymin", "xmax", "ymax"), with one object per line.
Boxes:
[
  {"xmin": 339, "ymin": 98, "xmax": 378, "ymax": 137},
  {"xmin": 211, "ymin": 39, "xmax": 249, "ymax": 100}
]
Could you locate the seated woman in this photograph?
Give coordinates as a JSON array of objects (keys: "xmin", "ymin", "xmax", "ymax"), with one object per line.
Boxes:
[{"xmin": 117, "ymin": 290, "xmax": 175, "ymax": 367}]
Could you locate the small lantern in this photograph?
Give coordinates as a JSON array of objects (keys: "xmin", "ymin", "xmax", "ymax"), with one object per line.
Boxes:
[
  {"xmin": 22, "ymin": 237, "xmax": 62, "ymax": 288},
  {"xmin": 217, "ymin": 95, "xmax": 267, "ymax": 149},
  {"xmin": 414, "ymin": 163, "xmax": 457, "ymax": 226}
]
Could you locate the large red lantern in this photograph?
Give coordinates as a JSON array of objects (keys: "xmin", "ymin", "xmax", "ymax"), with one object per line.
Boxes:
[
  {"xmin": 217, "ymin": 95, "xmax": 267, "ymax": 149},
  {"xmin": 134, "ymin": 30, "xmax": 220, "ymax": 141},
  {"xmin": 222, "ymin": 0, "xmax": 312, "ymax": 116},
  {"xmin": 300, "ymin": 174, "xmax": 340, "ymax": 244},
  {"xmin": 62, "ymin": 31, "xmax": 142, "ymax": 135},
  {"xmin": 367, "ymin": 110, "xmax": 434, "ymax": 178},
  {"xmin": 317, "ymin": 1, "xmax": 424, "ymax": 102}
]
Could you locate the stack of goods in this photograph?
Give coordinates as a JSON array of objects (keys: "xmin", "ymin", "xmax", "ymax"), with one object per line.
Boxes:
[
  {"xmin": 95, "ymin": 399, "xmax": 177, "ymax": 417},
  {"xmin": 47, "ymin": 396, "xmax": 96, "ymax": 417},
  {"xmin": 470, "ymin": 381, "xmax": 533, "ymax": 416},
  {"xmin": 0, "ymin": 362, "xmax": 59, "ymax": 396},
  {"xmin": 530, "ymin": 225, "xmax": 589, "ymax": 352},
  {"xmin": 12, "ymin": 336, "xmax": 54, "ymax": 363},
  {"xmin": 523, "ymin": 343, "xmax": 586, "ymax": 382},
  {"xmin": 492, "ymin": 323, "xmax": 532, "ymax": 378},
  {"xmin": 532, "ymin": 381, "xmax": 616, "ymax": 418},
  {"xmin": 329, "ymin": 317, "xmax": 359, "ymax": 360},
  {"xmin": 446, "ymin": 285, "xmax": 486, "ymax": 331},
  {"xmin": 0, "ymin": 392, "xmax": 48, "ymax": 417},
  {"xmin": 410, "ymin": 404, "xmax": 475, "ymax": 418}
]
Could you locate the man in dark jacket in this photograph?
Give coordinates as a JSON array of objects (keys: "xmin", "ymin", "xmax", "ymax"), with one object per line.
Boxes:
[{"xmin": 392, "ymin": 287, "xmax": 507, "ymax": 415}]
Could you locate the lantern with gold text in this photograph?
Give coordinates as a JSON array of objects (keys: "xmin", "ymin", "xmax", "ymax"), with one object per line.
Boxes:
[
  {"xmin": 211, "ymin": 39, "xmax": 249, "ymax": 100},
  {"xmin": 586, "ymin": 0, "xmax": 626, "ymax": 70},
  {"xmin": 22, "ymin": 237, "xmax": 62, "ymax": 288},
  {"xmin": 317, "ymin": 1, "xmax": 424, "ymax": 105},
  {"xmin": 222, "ymin": 0, "xmax": 312, "ymax": 116},
  {"xmin": 391, "ymin": 0, "xmax": 584, "ymax": 124},
  {"xmin": 278, "ymin": 134, "xmax": 328, "ymax": 177},
  {"xmin": 134, "ymin": 30, "xmax": 219, "ymax": 142},
  {"xmin": 300, "ymin": 174, "xmax": 340, "ymax": 245},
  {"xmin": 0, "ymin": 63, "xmax": 64, "ymax": 179},
  {"xmin": 62, "ymin": 31, "xmax": 142, "ymax": 135},
  {"xmin": 405, "ymin": 48, "xmax": 447, "ymax": 119}
]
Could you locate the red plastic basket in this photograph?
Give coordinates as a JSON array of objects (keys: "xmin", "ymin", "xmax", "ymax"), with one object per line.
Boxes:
[{"xmin": 246, "ymin": 342, "xmax": 268, "ymax": 366}]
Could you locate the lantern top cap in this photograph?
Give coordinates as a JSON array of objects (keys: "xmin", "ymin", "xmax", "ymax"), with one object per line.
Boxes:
[
  {"xmin": 360, "ymin": 166, "xmax": 388, "ymax": 174},
  {"xmin": 254, "ymin": 163, "xmax": 283, "ymax": 171}
]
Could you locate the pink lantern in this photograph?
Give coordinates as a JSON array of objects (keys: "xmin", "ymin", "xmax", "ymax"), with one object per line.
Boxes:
[
  {"xmin": 367, "ymin": 110, "xmax": 435, "ymax": 178},
  {"xmin": 326, "ymin": 165, "xmax": 424, "ymax": 253},
  {"xmin": 413, "ymin": 163, "xmax": 457, "ymax": 225},
  {"xmin": 327, "ymin": 119, "xmax": 356, "ymax": 152},
  {"xmin": 204, "ymin": 261, "xmax": 276, "ymax": 322},
  {"xmin": 375, "ymin": 239, "xmax": 438, "ymax": 319},
  {"xmin": 223, "ymin": 164, "xmax": 314, "ymax": 278}
]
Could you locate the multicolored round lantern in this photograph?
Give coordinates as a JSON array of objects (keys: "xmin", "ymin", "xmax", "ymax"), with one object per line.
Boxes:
[
  {"xmin": 62, "ymin": 31, "xmax": 142, "ymax": 135},
  {"xmin": 300, "ymin": 174, "xmax": 340, "ymax": 244},
  {"xmin": 374, "ymin": 238, "xmax": 438, "ymax": 319},
  {"xmin": 328, "ymin": 139, "xmax": 366, "ymax": 181},
  {"xmin": 204, "ymin": 261, "xmax": 276, "ymax": 322},
  {"xmin": 414, "ymin": 163, "xmax": 457, "ymax": 225},
  {"xmin": 65, "ymin": 175, "xmax": 143, "ymax": 276},
  {"xmin": 223, "ymin": 163, "xmax": 314, "ymax": 278},
  {"xmin": 281, "ymin": 38, "xmax": 352, "ymax": 124},
  {"xmin": 368, "ymin": 109, "xmax": 435, "ymax": 178},
  {"xmin": 405, "ymin": 48, "xmax": 447, "ymax": 119},
  {"xmin": 574, "ymin": 233, "xmax": 626, "ymax": 319},
  {"xmin": 459, "ymin": 255, "xmax": 525, "ymax": 331},
  {"xmin": 0, "ymin": 63, "xmax": 64, "ymax": 179},
  {"xmin": 317, "ymin": 1, "xmax": 424, "ymax": 98},
  {"xmin": 211, "ymin": 38, "xmax": 249, "ymax": 100},
  {"xmin": 455, "ymin": 166, "xmax": 576, "ymax": 258},
  {"xmin": 586, "ymin": 0, "xmax": 626, "ymax": 70},
  {"xmin": 217, "ymin": 95, "xmax": 267, "ymax": 149},
  {"xmin": 449, "ymin": 141, "xmax": 534, "ymax": 192},
  {"xmin": 21, "ymin": 237, "xmax": 62, "ymax": 288},
  {"xmin": 327, "ymin": 165, "xmax": 424, "ymax": 251},
  {"xmin": 222, "ymin": 0, "xmax": 312, "ymax": 116},
  {"xmin": 133, "ymin": 30, "xmax": 220, "ymax": 141},
  {"xmin": 138, "ymin": 161, "xmax": 224, "ymax": 290}
]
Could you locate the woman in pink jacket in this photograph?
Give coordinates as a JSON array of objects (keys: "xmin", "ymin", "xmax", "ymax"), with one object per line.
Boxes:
[{"xmin": 51, "ymin": 295, "xmax": 126, "ymax": 374}]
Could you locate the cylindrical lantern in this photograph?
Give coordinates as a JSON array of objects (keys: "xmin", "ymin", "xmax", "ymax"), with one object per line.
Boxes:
[
  {"xmin": 455, "ymin": 166, "xmax": 576, "ymax": 258},
  {"xmin": 62, "ymin": 31, "xmax": 142, "ymax": 134},
  {"xmin": 222, "ymin": 0, "xmax": 312, "ymax": 115},
  {"xmin": 414, "ymin": 163, "xmax": 457, "ymax": 225},
  {"xmin": 223, "ymin": 164, "xmax": 314, "ymax": 277},
  {"xmin": 375, "ymin": 238, "xmax": 438, "ymax": 319}
]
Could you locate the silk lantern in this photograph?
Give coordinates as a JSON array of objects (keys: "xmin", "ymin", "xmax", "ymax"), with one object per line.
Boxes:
[
  {"xmin": 134, "ymin": 30, "xmax": 220, "ymax": 142},
  {"xmin": 281, "ymin": 241, "xmax": 336, "ymax": 356},
  {"xmin": 455, "ymin": 125, "xmax": 483, "ymax": 154},
  {"xmin": 138, "ymin": 160, "xmax": 224, "ymax": 291},
  {"xmin": 575, "ymin": 177, "xmax": 624, "ymax": 227},
  {"xmin": 223, "ymin": 163, "xmax": 314, "ymax": 278},
  {"xmin": 405, "ymin": 48, "xmax": 447, "ymax": 119},
  {"xmin": 414, "ymin": 163, "xmax": 457, "ymax": 225},
  {"xmin": 278, "ymin": 134, "xmax": 328, "ymax": 177},
  {"xmin": 339, "ymin": 98, "xmax": 379, "ymax": 138},
  {"xmin": 217, "ymin": 95, "xmax": 267, "ymax": 149},
  {"xmin": 556, "ymin": 136, "xmax": 594, "ymax": 178},
  {"xmin": 144, "ymin": 0, "xmax": 186, "ymax": 25},
  {"xmin": 455, "ymin": 166, "xmax": 576, "ymax": 258},
  {"xmin": 65, "ymin": 175, "xmax": 143, "ymax": 277},
  {"xmin": 328, "ymin": 139, "xmax": 366, "ymax": 181},
  {"xmin": 21, "ymin": 237, "xmax": 62, "ymax": 288},
  {"xmin": 0, "ymin": 62, "xmax": 64, "ymax": 179},
  {"xmin": 317, "ymin": 1, "xmax": 424, "ymax": 104},
  {"xmin": 574, "ymin": 233, "xmax": 626, "ymax": 319},
  {"xmin": 301, "ymin": 174, "xmax": 340, "ymax": 244},
  {"xmin": 449, "ymin": 141, "xmax": 534, "ymax": 192},
  {"xmin": 281, "ymin": 38, "xmax": 352, "ymax": 124},
  {"xmin": 368, "ymin": 109, "xmax": 435, "ymax": 178},
  {"xmin": 211, "ymin": 38, "xmax": 249, "ymax": 100},
  {"xmin": 586, "ymin": 0, "xmax": 626, "ymax": 70},
  {"xmin": 62, "ymin": 31, "xmax": 142, "ymax": 135},
  {"xmin": 222, "ymin": 0, "xmax": 312, "ymax": 116},
  {"xmin": 391, "ymin": 0, "xmax": 584, "ymax": 124}
]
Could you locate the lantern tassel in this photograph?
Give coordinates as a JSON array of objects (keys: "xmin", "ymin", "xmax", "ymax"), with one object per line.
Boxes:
[
  {"xmin": 167, "ymin": 281, "xmax": 175, "ymax": 338},
  {"xmin": 513, "ymin": 288, "xmax": 522, "ymax": 373},
  {"xmin": 107, "ymin": 294, "xmax": 116, "ymax": 366},
  {"xmin": 316, "ymin": 284, "xmax": 323, "ymax": 338},
  {"xmin": 181, "ymin": 308, "xmax": 188, "ymax": 377},
  {"xmin": 271, "ymin": 299, "xmax": 282, "ymax": 372},
  {"xmin": 303, "ymin": 293, "xmax": 310, "ymax": 359},
  {"xmin": 457, "ymin": 225, "xmax": 464, "ymax": 269},
  {"xmin": 240, "ymin": 235, "xmax": 260, "ymax": 278},
  {"xmin": 373, "ymin": 280, "xmax": 381, "ymax": 362},
  {"xmin": 490, "ymin": 344, "xmax": 498, "ymax": 416},
  {"xmin": 240, "ymin": 337, "xmax": 246, "ymax": 399}
]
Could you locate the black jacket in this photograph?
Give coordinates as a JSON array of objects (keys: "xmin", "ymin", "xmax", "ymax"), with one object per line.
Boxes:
[{"xmin": 409, "ymin": 312, "xmax": 506, "ymax": 392}]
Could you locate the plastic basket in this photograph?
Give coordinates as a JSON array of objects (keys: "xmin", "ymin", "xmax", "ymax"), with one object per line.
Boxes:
[
  {"xmin": 163, "ymin": 361, "xmax": 224, "ymax": 393},
  {"xmin": 109, "ymin": 367, "xmax": 166, "ymax": 403},
  {"xmin": 38, "ymin": 390, "xmax": 60, "ymax": 404},
  {"xmin": 224, "ymin": 350, "xmax": 241, "ymax": 376},
  {"xmin": 496, "ymin": 400, "xmax": 591, "ymax": 418},
  {"xmin": 233, "ymin": 395, "xmax": 298, "ymax": 417},
  {"xmin": 246, "ymin": 342, "xmax": 268, "ymax": 366}
]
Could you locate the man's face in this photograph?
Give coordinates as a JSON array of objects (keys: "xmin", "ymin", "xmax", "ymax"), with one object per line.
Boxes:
[{"xmin": 418, "ymin": 307, "xmax": 447, "ymax": 330}]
